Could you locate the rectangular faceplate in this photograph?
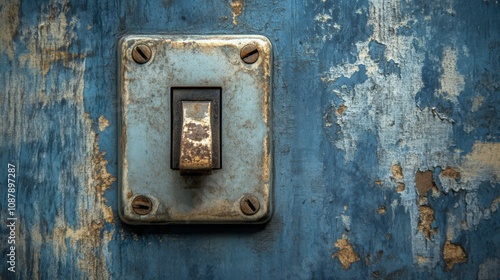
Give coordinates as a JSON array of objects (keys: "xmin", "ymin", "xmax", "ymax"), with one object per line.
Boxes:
[{"xmin": 118, "ymin": 35, "xmax": 272, "ymax": 224}]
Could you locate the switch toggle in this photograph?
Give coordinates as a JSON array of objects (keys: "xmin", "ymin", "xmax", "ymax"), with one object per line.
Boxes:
[{"xmin": 171, "ymin": 88, "xmax": 221, "ymax": 175}]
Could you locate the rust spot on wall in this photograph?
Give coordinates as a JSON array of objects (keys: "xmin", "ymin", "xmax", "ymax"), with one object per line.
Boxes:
[
  {"xmin": 443, "ymin": 240, "xmax": 467, "ymax": 270},
  {"xmin": 391, "ymin": 164, "xmax": 403, "ymax": 180},
  {"xmin": 417, "ymin": 205, "xmax": 437, "ymax": 239},
  {"xmin": 415, "ymin": 170, "xmax": 438, "ymax": 197},
  {"xmin": 332, "ymin": 235, "xmax": 360, "ymax": 269},
  {"xmin": 378, "ymin": 206, "xmax": 387, "ymax": 215},
  {"xmin": 336, "ymin": 105, "xmax": 346, "ymax": 116},
  {"xmin": 230, "ymin": 0, "xmax": 243, "ymax": 25}
]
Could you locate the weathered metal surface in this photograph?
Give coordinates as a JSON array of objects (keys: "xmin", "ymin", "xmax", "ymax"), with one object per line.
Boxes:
[
  {"xmin": 171, "ymin": 88, "xmax": 222, "ymax": 170},
  {"xmin": 179, "ymin": 101, "xmax": 213, "ymax": 175},
  {"xmin": 0, "ymin": 0, "xmax": 499, "ymax": 278},
  {"xmin": 118, "ymin": 35, "xmax": 273, "ymax": 224}
]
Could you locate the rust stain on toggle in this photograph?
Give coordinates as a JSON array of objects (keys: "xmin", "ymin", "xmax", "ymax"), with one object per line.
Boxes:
[{"xmin": 180, "ymin": 101, "xmax": 213, "ymax": 175}]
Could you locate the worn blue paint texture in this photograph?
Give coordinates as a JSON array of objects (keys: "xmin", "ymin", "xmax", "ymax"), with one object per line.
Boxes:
[{"xmin": 0, "ymin": 0, "xmax": 499, "ymax": 279}]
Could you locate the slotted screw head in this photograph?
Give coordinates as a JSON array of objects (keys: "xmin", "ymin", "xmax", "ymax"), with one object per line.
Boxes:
[
  {"xmin": 240, "ymin": 195, "xmax": 260, "ymax": 215},
  {"xmin": 240, "ymin": 44, "xmax": 259, "ymax": 64},
  {"xmin": 132, "ymin": 195, "xmax": 152, "ymax": 215},
  {"xmin": 132, "ymin": 44, "xmax": 152, "ymax": 64}
]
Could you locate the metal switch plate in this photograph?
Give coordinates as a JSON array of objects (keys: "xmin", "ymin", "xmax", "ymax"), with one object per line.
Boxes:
[{"xmin": 118, "ymin": 35, "xmax": 273, "ymax": 224}]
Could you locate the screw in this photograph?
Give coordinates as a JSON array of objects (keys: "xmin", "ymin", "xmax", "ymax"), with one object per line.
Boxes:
[
  {"xmin": 240, "ymin": 44, "xmax": 259, "ymax": 64},
  {"xmin": 132, "ymin": 44, "xmax": 152, "ymax": 64},
  {"xmin": 132, "ymin": 195, "xmax": 152, "ymax": 215},
  {"xmin": 240, "ymin": 195, "xmax": 260, "ymax": 215}
]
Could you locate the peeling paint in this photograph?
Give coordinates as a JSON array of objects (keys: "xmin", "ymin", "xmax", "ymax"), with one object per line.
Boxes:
[
  {"xmin": 0, "ymin": 0, "xmax": 20, "ymax": 60},
  {"xmin": 98, "ymin": 115, "xmax": 110, "ymax": 132},
  {"xmin": 332, "ymin": 235, "xmax": 360, "ymax": 270},
  {"xmin": 443, "ymin": 240, "xmax": 467, "ymax": 270},
  {"xmin": 2, "ymin": 0, "xmax": 115, "ymax": 277},
  {"xmin": 441, "ymin": 166, "xmax": 461, "ymax": 179},
  {"xmin": 391, "ymin": 164, "xmax": 404, "ymax": 181},
  {"xmin": 321, "ymin": 0, "xmax": 470, "ymax": 267},
  {"xmin": 438, "ymin": 47, "xmax": 465, "ymax": 102},
  {"xmin": 417, "ymin": 205, "xmax": 437, "ymax": 239},
  {"xmin": 19, "ymin": 0, "xmax": 84, "ymax": 77},
  {"xmin": 230, "ymin": 0, "xmax": 243, "ymax": 25},
  {"xmin": 415, "ymin": 170, "xmax": 438, "ymax": 198}
]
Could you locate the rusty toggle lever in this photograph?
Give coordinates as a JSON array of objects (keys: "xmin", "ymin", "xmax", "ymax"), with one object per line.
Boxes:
[{"xmin": 179, "ymin": 101, "xmax": 213, "ymax": 175}]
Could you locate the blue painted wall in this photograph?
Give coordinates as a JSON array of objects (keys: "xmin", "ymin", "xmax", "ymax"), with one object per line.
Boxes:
[{"xmin": 1, "ymin": 0, "xmax": 499, "ymax": 279}]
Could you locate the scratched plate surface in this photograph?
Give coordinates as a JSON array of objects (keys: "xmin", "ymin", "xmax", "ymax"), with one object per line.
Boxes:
[{"xmin": 118, "ymin": 35, "xmax": 272, "ymax": 224}]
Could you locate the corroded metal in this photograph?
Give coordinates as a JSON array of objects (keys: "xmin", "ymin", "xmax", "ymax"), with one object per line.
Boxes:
[
  {"xmin": 171, "ymin": 88, "xmax": 221, "ymax": 170},
  {"xmin": 118, "ymin": 35, "xmax": 272, "ymax": 224},
  {"xmin": 179, "ymin": 101, "xmax": 213, "ymax": 175},
  {"xmin": 131, "ymin": 44, "xmax": 151, "ymax": 64},
  {"xmin": 240, "ymin": 44, "xmax": 259, "ymax": 64},
  {"xmin": 131, "ymin": 195, "xmax": 152, "ymax": 215},
  {"xmin": 240, "ymin": 195, "xmax": 260, "ymax": 215}
]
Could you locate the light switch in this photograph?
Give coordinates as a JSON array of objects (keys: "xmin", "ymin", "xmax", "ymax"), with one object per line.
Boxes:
[
  {"xmin": 118, "ymin": 35, "xmax": 272, "ymax": 224},
  {"xmin": 171, "ymin": 88, "xmax": 221, "ymax": 175}
]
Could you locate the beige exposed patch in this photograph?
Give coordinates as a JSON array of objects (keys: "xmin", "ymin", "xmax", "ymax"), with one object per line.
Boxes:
[
  {"xmin": 418, "ymin": 205, "xmax": 437, "ymax": 239},
  {"xmin": 461, "ymin": 142, "xmax": 500, "ymax": 181},
  {"xmin": 93, "ymin": 134, "xmax": 117, "ymax": 223},
  {"xmin": 19, "ymin": 0, "xmax": 85, "ymax": 76},
  {"xmin": 0, "ymin": 0, "xmax": 20, "ymax": 59},
  {"xmin": 98, "ymin": 115, "xmax": 110, "ymax": 132},
  {"xmin": 230, "ymin": 0, "xmax": 243, "ymax": 25},
  {"xmin": 438, "ymin": 47, "xmax": 465, "ymax": 102},
  {"xmin": 415, "ymin": 170, "xmax": 438, "ymax": 197},
  {"xmin": 417, "ymin": 255, "xmax": 430, "ymax": 265},
  {"xmin": 443, "ymin": 240, "xmax": 467, "ymax": 270},
  {"xmin": 336, "ymin": 105, "xmax": 346, "ymax": 116},
  {"xmin": 332, "ymin": 235, "xmax": 360, "ymax": 269},
  {"xmin": 441, "ymin": 167, "xmax": 461, "ymax": 179},
  {"xmin": 391, "ymin": 164, "xmax": 403, "ymax": 180}
]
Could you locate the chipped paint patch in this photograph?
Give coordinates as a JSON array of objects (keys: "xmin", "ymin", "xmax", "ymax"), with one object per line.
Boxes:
[
  {"xmin": 230, "ymin": 0, "xmax": 243, "ymax": 25},
  {"xmin": 440, "ymin": 142, "xmax": 500, "ymax": 194},
  {"xmin": 332, "ymin": 235, "xmax": 360, "ymax": 270},
  {"xmin": 4, "ymin": 0, "xmax": 115, "ymax": 277},
  {"xmin": 441, "ymin": 167, "xmax": 461, "ymax": 179},
  {"xmin": 336, "ymin": 105, "xmax": 346, "ymax": 116},
  {"xmin": 391, "ymin": 164, "xmax": 404, "ymax": 180},
  {"xmin": 438, "ymin": 47, "xmax": 465, "ymax": 102},
  {"xmin": 415, "ymin": 170, "xmax": 438, "ymax": 197},
  {"xmin": 417, "ymin": 205, "xmax": 437, "ymax": 239},
  {"xmin": 443, "ymin": 240, "xmax": 467, "ymax": 270},
  {"xmin": 461, "ymin": 142, "xmax": 500, "ymax": 182},
  {"xmin": 314, "ymin": 13, "xmax": 332, "ymax": 23},
  {"xmin": 92, "ymin": 133, "xmax": 116, "ymax": 223},
  {"xmin": 98, "ymin": 115, "xmax": 110, "ymax": 132},
  {"xmin": 19, "ymin": 0, "xmax": 85, "ymax": 76},
  {"xmin": 0, "ymin": 0, "xmax": 20, "ymax": 59},
  {"xmin": 322, "ymin": 0, "xmax": 461, "ymax": 267}
]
